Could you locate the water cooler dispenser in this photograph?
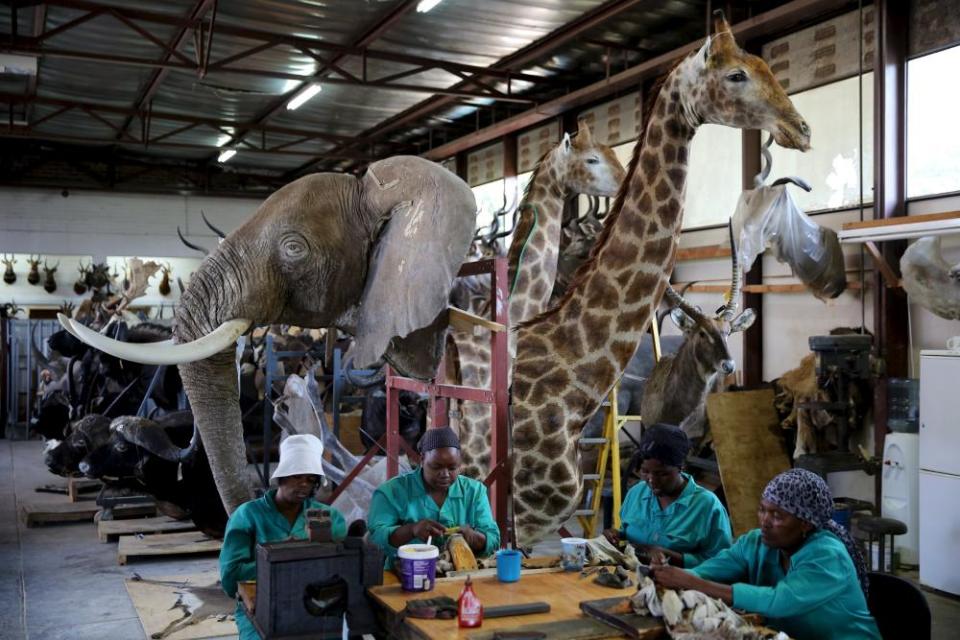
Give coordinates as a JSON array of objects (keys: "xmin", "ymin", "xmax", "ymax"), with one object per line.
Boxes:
[{"xmin": 881, "ymin": 432, "xmax": 919, "ymax": 565}]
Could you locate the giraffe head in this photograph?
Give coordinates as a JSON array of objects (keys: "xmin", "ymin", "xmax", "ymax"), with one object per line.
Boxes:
[
  {"xmin": 557, "ymin": 121, "xmax": 627, "ymax": 197},
  {"xmin": 681, "ymin": 12, "xmax": 810, "ymax": 151}
]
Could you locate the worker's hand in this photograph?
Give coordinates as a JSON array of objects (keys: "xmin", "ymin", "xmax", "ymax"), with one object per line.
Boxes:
[
  {"xmin": 603, "ymin": 528, "xmax": 620, "ymax": 545},
  {"xmin": 651, "ymin": 564, "xmax": 699, "ymax": 591},
  {"xmin": 647, "ymin": 547, "xmax": 669, "ymax": 567},
  {"xmin": 411, "ymin": 519, "xmax": 446, "ymax": 541},
  {"xmin": 459, "ymin": 525, "xmax": 486, "ymax": 552}
]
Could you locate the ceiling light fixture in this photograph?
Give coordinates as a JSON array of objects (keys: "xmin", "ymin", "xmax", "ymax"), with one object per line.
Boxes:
[
  {"xmin": 286, "ymin": 83, "xmax": 323, "ymax": 111},
  {"xmin": 217, "ymin": 149, "xmax": 237, "ymax": 163},
  {"xmin": 416, "ymin": 0, "xmax": 444, "ymax": 13}
]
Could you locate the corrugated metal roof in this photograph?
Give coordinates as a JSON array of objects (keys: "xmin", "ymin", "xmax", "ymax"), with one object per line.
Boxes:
[{"xmin": 0, "ymin": 0, "xmax": 799, "ymax": 192}]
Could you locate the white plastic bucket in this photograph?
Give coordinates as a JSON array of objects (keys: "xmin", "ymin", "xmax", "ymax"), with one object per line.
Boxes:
[{"xmin": 397, "ymin": 544, "xmax": 439, "ymax": 591}]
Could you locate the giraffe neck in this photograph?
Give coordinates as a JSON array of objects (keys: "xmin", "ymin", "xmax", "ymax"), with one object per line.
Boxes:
[
  {"xmin": 509, "ymin": 53, "xmax": 703, "ymax": 544},
  {"xmin": 506, "ymin": 149, "xmax": 567, "ymax": 330}
]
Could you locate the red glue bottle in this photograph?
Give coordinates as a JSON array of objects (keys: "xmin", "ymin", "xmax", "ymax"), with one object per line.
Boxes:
[{"xmin": 458, "ymin": 575, "xmax": 483, "ymax": 628}]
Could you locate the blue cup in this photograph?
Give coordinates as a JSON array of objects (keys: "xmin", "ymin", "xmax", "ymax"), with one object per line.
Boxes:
[{"xmin": 496, "ymin": 549, "xmax": 522, "ymax": 583}]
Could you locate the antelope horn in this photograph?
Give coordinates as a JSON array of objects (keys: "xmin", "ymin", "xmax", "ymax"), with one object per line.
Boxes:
[
  {"xmin": 178, "ymin": 226, "xmax": 209, "ymax": 255},
  {"xmin": 721, "ymin": 219, "xmax": 742, "ymax": 320},
  {"xmin": 57, "ymin": 313, "xmax": 251, "ymax": 365},
  {"xmin": 665, "ymin": 284, "xmax": 704, "ymax": 321},
  {"xmin": 201, "ymin": 210, "xmax": 227, "ymax": 239}
]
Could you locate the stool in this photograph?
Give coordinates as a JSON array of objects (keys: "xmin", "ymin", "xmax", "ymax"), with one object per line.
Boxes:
[{"xmin": 855, "ymin": 516, "xmax": 907, "ymax": 573}]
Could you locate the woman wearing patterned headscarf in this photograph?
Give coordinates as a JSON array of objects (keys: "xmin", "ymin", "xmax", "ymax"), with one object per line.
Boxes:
[
  {"xmin": 603, "ymin": 423, "xmax": 732, "ymax": 568},
  {"xmin": 368, "ymin": 426, "xmax": 500, "ymax": 569},
  {"xmin": 652, "ymin": 468, "xmax": 880, "ymax": 640}
]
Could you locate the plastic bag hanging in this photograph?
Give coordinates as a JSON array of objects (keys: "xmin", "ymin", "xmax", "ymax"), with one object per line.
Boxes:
[{"xmin": 731, "ymin": 136, "xmax": 847, "ymax": 300}]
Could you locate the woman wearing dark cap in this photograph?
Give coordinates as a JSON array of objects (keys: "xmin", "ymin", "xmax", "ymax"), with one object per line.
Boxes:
[
  {"xmin": 604, "ymin": 423, "xmax": 731, "ymax": 568},
  {"xmin": 367, "ymin": 426, "xmax": 500, "ymax": 569},
  {"xmin": 653, "ymin": 468, "xmax": 880, "ymax": 640}
]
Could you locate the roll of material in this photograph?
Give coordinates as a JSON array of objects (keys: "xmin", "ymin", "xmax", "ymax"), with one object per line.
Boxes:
[{"xmin": 485, "ymin": 601, "xmax": 551, "ymax": 618}]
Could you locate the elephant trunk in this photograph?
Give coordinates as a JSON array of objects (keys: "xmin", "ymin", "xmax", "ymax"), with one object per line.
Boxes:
[{"xmin": 174, "ymin": 245, "xmax": 258, "ymax": 514}]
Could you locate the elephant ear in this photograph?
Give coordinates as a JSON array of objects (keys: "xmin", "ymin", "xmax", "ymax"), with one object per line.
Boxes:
[{"xmin": 348, "ymin": 156, "xmax": 477, "ymax": 379}]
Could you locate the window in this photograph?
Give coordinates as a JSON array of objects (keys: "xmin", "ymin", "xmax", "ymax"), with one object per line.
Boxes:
[
  {"xmin": 907, "ymin": 45, "xmax": 960, "ymax": 198},
  {"xmin": 684, "ymin": 125, "xmax": 743, "ymax": 229},
  {"xmin": 769, "ymin": 74, "xmax": 874, "ymax": 212}
]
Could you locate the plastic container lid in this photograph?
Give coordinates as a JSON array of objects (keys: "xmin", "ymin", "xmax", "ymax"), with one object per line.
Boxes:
[
  {"xmin": 560, "ymin": 537, "xmax": 587, "ymax": 546},
  {"xmin": 398, "ymin": 544, "xmax": 439, "ymax": 559}
]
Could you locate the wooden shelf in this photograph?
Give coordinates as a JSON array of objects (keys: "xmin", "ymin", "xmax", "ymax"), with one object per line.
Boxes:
[
  {"xmin": 676, "ymin": 244, "xmax": 731, "ymax": 261},
  {"xmin": 839, "ymin": 211, "xmax": 960, "ymax": 243},
  {"xmin": 842, "ymin": 210, "xmax": 960, "ymax": 231}
]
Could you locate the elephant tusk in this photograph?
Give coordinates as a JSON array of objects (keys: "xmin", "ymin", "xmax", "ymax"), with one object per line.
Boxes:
[{"xmin": 57, "ymin": 314, "xmax": 251, "ymax": 365}]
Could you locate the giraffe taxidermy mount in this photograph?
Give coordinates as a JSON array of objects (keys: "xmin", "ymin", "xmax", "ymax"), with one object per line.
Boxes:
[
  {"xmin": 453, "ymin": 122, "xmax": 627, "ymax": 479},
  {"xmin": 509, "ymin": 12, "xmax": 810, "ymax": 545}
]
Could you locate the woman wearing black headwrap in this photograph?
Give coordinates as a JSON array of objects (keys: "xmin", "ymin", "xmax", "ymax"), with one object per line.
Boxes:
[
  {"xmin": 653, "ymin": 468, "xmax": 880, "ymax": 640},
  {"xmin": 367, "ymin": 426, "xmax": 500, "ymax": 569},
  {"xmin": 604, "ymin": 423, "xmax": 732, "ymax": 567}
]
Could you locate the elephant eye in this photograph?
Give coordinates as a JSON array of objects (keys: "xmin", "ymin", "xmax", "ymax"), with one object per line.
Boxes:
[
  {"xmin": 726, "ymin": 70, "xmax": 748, "ymax": 83},
  {"xmin": 281, "ymin": 233, "xmax": 309, "ymax": 260}
]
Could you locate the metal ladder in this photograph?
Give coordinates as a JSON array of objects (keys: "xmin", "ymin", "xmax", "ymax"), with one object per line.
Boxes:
[{"xmin": 576, "ymin": 320, "xmax": 663, "ymax": 538}]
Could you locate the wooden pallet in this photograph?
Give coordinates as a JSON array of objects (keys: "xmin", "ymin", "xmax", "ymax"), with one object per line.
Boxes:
[
  {"xmin": 117, "ymin": 530, "xmax": 222, "ymax": 565},
  {"xmin": 98, "ymin": 515, "xmax": 197, "ymax": 543},
  {"xmin": 68, "ymin": 478, "xmax": 102, "ymax": 502},
  {"xmin": 19, "ymin": 501, "xmax": 156, "ymax": 528}
]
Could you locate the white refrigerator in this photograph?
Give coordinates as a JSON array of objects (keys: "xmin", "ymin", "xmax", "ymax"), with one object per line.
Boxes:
[{"xmin": 919, "ymin": 350, "xmax": 960, "ymax": 596}]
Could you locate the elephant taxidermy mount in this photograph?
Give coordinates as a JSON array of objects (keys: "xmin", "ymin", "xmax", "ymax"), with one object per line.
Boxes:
[{"xmin": 58, "ymin": 156, "xmax": 477, "ymax": 513}]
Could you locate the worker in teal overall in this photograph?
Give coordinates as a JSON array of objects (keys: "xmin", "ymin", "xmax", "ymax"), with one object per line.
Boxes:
[
  {"xmin": 604, "ymin": 423, "xmax": 732, "ymax": 567},
  {"xmin": 368, "ymin": 426, "xmax": 500, "ymax": 569},
  {"xmin": 219, "ymin": 434, "xmax": 347, "ymax": 640},
  {"xmin": 652, "ymin": 468, "xmax": 881, "ymax": 640}
]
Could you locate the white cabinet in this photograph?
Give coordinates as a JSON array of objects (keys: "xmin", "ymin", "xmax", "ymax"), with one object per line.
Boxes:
[{"xmin": 919, "ymin": 351, "xmax": 960, "ymax": 595}]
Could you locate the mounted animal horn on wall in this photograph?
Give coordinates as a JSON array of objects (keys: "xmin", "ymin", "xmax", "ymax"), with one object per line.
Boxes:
[
  {"xmin": 201, "ymin": 210, "xmax": 227, "ymax": 239},
  {"xmin": 901, "ymin": 235, "xmax": 960, "ymax": 320},
  {"xmin": 2, "ymin": 254, "xmax": 16, "ymax": 284},
  {"xmin": 43, "ymin": 260, "xmax": 59, "ymax": 293},
  {"xmin": 27, "ymin": 255, "xmax": 41, "ymax": 285},
  {"xmin": 178, "ymin": 226, "xmax": 209, "ymax": 256},
  {"xmin": 159, "ymin": 263, "xmax": 172, "ymax": 296},
  {"xmin": 74, "ymin": 261, "xmax": 90, "ymax": 295}
]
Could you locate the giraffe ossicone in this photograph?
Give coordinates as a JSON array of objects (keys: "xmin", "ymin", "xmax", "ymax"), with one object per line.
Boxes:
[{"xmin": 509, "ymin": 13, "xmax": 811, "ymax": 546}]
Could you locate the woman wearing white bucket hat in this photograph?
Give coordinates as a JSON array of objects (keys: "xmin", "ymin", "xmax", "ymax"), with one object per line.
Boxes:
[{"xmin": 219, "ymin": 434, "xmax": 347, "ymax": 640}]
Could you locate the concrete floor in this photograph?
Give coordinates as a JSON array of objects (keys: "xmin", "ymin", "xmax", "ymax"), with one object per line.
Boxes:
[
  {"xmin": 0, "ymin": 439, "xmax": 229, "ymax": 640},
  {"xmin": 2, "ymin": 438, "xmax": 958, "ymax": 640}
]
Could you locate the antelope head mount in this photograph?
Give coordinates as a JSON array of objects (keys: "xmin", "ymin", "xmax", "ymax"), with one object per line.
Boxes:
[
  {"xmin": 2, "ymin": 254, "xmax": 16, "ymax": 284},
  {"xmin": 74, "ymin": 261, "xmax": 91, "ymax": 295},
  {"xmin": 159, "ymin": 263, "xmax": 172, "ymax": 296},
  {"xmin": 27, "ymin": 255, "xmax": 41, "ymax": 285},
  {"xmin": 42, "ymin": 260, "xmax": 60, "ymax": 294},
  {"xmin": 665, "ymin": 224, "xmax": 756, "ymax": 380}
]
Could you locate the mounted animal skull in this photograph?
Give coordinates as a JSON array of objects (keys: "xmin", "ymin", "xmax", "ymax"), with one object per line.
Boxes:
[
  {"xmin": 640, "ymin": 225, "xmax": 756, "ymax": 440},
  {"xmin": 159, "ymin": 263, "xmax": 172, "ymax": 296},
  {"xmin": 58, "ymin": 156, "xmax": 477, "ymax": 513},
  {"xmin": 27, "ymin": 255, "xmax": 41, "ymax": 285},
  {"xmin": 74, "ymin": 262, "xmax": 90, "ymax": 295},
  {"xmin": 2, "ymin": 254, "xmax": 16, "ymax": 284},
  {"xmin": 43, "ymin": 260, "xmax": 59, "ymax": 293},
  {"xmin": 901, "ymin": 235, "xmax": 960, "ymax": 320}
]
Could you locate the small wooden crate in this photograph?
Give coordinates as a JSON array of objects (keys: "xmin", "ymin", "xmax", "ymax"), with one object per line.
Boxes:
[
  {"xmin": 68, "ymin": 478, "xmax": 102, "ymax": 502},
  {"xmin": 117, "ymin": 531, "xmax": 222, "ymax": 565},
  {"xmin": 19, "ymin": 501, "xmax": 155, "ymax": 528},
  {"xmin": 98, "ymin": 515, "xmax": 197, "ymax": 543}
]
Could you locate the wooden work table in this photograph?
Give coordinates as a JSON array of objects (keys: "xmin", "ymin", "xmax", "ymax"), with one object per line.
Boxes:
[
  {"xmin": 239, "ymin": 570, "xmax": 657, "ymax": 639},
  {"xmin": 368, "ymin": 570, "xmax": 635, "ymax": 640}
]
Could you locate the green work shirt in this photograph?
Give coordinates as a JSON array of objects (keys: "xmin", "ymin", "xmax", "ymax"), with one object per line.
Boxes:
[
  {"xmin": 690, "ymin": 528, "xmax": 881, "ymax": 640},
  {"xmin": 219, "ymin": 490, "xmax": 347, "ymax": 640},
  {"xmin": 368, "ymin": 468, "xmax": 500, "ymax": 569},
  {"xmin": 619, "ymin": 473, "xmax": 732, "ymax": 568}
]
